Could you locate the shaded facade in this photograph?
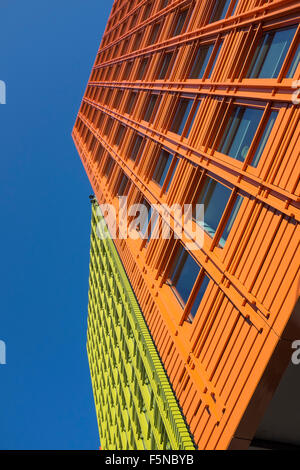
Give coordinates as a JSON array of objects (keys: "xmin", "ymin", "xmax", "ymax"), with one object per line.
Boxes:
[
  {"xmin": 73, "ymin": 0, "xmax": 300, "ymax": 449},
  {"xmin": 87, "ymin": 201, "xmax": 195, "ymax": 450}
]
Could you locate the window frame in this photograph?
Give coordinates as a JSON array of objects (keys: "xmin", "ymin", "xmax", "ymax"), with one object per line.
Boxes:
[
  {"xmin": 132, "ymin": 31, "xmax": 143, "ymax": 51},
  {"xmin": 141, "ymin": 92, "xmax": 161, "ymax": 123},
  {"xmin": 112, "ymin": 89, "xmax": 123, "ymax": 109},
  {"xmin": 117, "ymin": 171, "xmax": 130, "ymax": 196},
  {"xmin": 158, "ymin": 0, "xmax": 169, "ymax": 11},
  {"xmin": 114, "ymin": 124, "xmax": 126, "ymax": 147},
  {"xmin": 168, "ymin": 95, "xmax": 201, "ymax": 139},
  {"xmin": 215, "ymin": 100, "xmax": 279, "ymax": 169},
  {"xmin": 128, "ymin": 133, "xmax": 145, "ymax": 165},
  {"xmin": 103, "ymin": 155, "xmax": 115, "ymax": 179},
  {"xmin": 209, "ymin": 0, "xmax": 237, "ymax": 24},
  {"xmin": 136, "ymin": 56, "xmax": 149, "ymax": 80},
  {"xmin": 125, "ymin": 90, "xmax": 138, "ymax": 115},
  {"xmin": 156, "ymin": 50, "xmax": 176, "ymax": 80},
  {"xmin": 188, "ymin": 41, "xmax": 216, "ymax": 80},
  {"xmin": 183, "ymin": 271, "xmax": 211, "ymax": 324},
  {"xmin": 151, "ymin": 149, "xmax": 178, "ymax": 194},
  {"xmin": 122, "ymin": 60, "xmax": 133, "ymax": 81},
  {"xmin": 142, "ymin": 1, "xmax": 153, "ymax": 22},
  {"xmin": 167, "ymin": 243, "xmax": 207, "ymax": 323},
  {"xmin": 148, "ymin": 21, "xmax": 163, "ymax": 45},
  {"xmin": 215, "ymin": 191, "xmax": 245, "ymax": 250},
  {"xmin": 192, "ymin": 173, "xmax": 234, "ymax": 245},
  {"xmin": 245, "ymin": 24, "xmax": 299, "ymax": 80},
  {"xmin": 170, "ymin": 6, "xmax": 191, "ymax": 38}
]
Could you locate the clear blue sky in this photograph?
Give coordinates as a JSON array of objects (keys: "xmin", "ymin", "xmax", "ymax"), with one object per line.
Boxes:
[{"xmin": 0, "ymin": 0, "xmax": 112, "ymax": 450}]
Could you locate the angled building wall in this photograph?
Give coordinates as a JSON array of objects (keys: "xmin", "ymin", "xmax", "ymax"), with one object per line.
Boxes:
[{"xmin": 73, "ymin": 0, "xmax": 300, "ymax": 450}]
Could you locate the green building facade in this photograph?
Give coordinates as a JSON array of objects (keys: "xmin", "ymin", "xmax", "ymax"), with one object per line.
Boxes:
[{"xmin": 87, "ymin": 200, "xmax": 195, "ymax": 450}]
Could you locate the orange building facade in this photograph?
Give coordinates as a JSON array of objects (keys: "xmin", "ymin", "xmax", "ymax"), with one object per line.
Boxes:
[{"xmin": 73, "ymin": 0, "xmax": 300, "ymax": 450}]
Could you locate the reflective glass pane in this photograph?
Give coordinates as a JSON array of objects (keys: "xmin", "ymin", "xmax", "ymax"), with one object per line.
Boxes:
[
  {"xmin": 158, "ymin": 53, "xmax": 173, "ymax": 79},
  {"xmin": 189, "ymin": 275, "xmax": 210, "ymax": 321},
  {"xmin": 219, "ymin": 195, "xmax": 243, "ymax": 247},
  {"xmin": 152, "ymin": 150, "xmax": 173, "ymax": 186},
  {"xmin": 140, "ymin": 200, "xmax": 151, "ymax": 237},
  {"xmin": 189, "ymin": 44, "xmax": 214, "ymax": 79},
  {"xmin": 185, "ymin": 101, "xmax": 201, "ymax": 137},
  {"xmin": 165, "ymin": 159, "xmax": 179, "ymax": 192},
  {"xmin": 137, "ymin": 58, "xmax": 148, "ymax": 80},
  {"xmin": 207, "ymin": 41, "xmax": 223, "ymax": 78},
  {"xmin": 286, "ymin": 43, "xmax": 300, "ymax": 78},
  {"xmin": 197, "ymin": 178, "xmax": 232, "ymax": 239},
  {"xmin": 247, "ymin": 26, "xmax": 297, "ymax": 78},
  {"xmin": 130, "ymin": 135, "xmax": 143, "ymax": 161},
  {"xmin": 251, "ymin": 110, "xmax": 277, "ymax": 167},
  {"xmin": 170, "ymin": 98, "xmax": 193, "ymax": 135},
  {"xmin": 144, "ymin": 94, "xmax": 159, "ymax": 121},
  {"xmin": 170, "ymin": 246, "xmax": 200, "ymax": 305},
  {"xmin": 118, "ymin": 174, "xmax": 129, "ymax": 196},
  {"xmin": 219, "ymin": 106, "xmax": 264, "ymax": 162},
  {"xmin": 210, "ymin": 0, "xmax": 232, "ymax": 22},
  {"xmin": 172, "ymin": 9, "xmax": 188, "ymax": 37}
]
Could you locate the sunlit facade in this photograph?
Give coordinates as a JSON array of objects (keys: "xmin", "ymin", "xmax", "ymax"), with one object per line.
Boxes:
[{"xmin": 73, "ymin": 0, "xmax": 300, "ymax": 450}]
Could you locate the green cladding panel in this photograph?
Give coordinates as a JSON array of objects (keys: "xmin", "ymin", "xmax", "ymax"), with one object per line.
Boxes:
[{"xmin": 87, "ymin": 201, "xmax": 195, "ymax": 450}]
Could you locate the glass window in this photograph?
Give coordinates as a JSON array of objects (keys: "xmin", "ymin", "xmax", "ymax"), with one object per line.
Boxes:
[
  {"xmin": 170, "ymin": 98, "xmax": 193, "ymax": 134},
  {"xmin": 207, "ymin": 41, "xmax": 223, "ymax": 78},
  {"xmin": 251, "ymin": 110, "xmax": 278, "ymax": 167},
  {"xmin": 218, "ymin": 106, "xmax": 264, "ymax": 162},
  {"xmin": 139, "ymin": 199, "xmax": 152, "ymax": 237},
  {"xmin": 210, "ymin": 0, "xmax": 236, "ymax": 23},
  {"xmin": 189, "ymin": 44, "xmax": 215, "ymax": 79},
  {"xmin": 172, "ymin": 9, "xmax": 188, "ymax": 37},
  {"xmin": 219, "ymin": 195, "xmax": 243, "ymax": 247},
  {"xmin": 104, "ymin": 67, "xmax": 111, "ymax": 82},
  {"xmin": 142, "ymin": 2, "xmax": 153, "ymax": 21},
  {"xmin": 169, "ymin": 246, "xmax": 201, "ymax": 306},
  {"xmin": 165, "ymin": 159, "xmax": 179, "ymax": 192},
  {"xmin": 104, "ymin": 117, "xmax": 113, "ymax": 136},
  {"xmin": 152, "ymin": 150, "xmax": 173, "ymax": 186},
  {"xmin": 120, "ymin": 21, "xmax": 126, "ymax": 36},
  {"xmin": 136, "ymin": 58, "xmax": 149, "ymax": 80},
  {"xmin": 170, "ymin": 98, "xmax": 200, "ymax": 136},
  {"xmin": 105, "ymin": 88, "xmax": 113, "ymax": 105},
  {"xmin": 113, "ymin": 90, "xmax": 122, "ymax": 109},
  {"xmin": 247, "ymin": 26, "xmax": 297, "ymax": 79},
  {"xmin": 95, "ymin": 144, "xmax": 104, "ymax": 165},
  {"xmin": 145, "ymin": 209, "xmax": 159, "ymax": 245},
  {"xmin": 117, "ymin": 173, "xmax": 129, "ymax": 196},
  {"xmin": 123, "ymin": 61, "xmax": 133, "ymax": 80},
  {"xmin": 113, "ymin": 64, "xmax": 121, "ymax": 81},
  {"xmin": 104, "ymin": 156, "xmax": 114, "ymax": 177},
  {"xmin": 189, "ymin": 275, "xmax": 210, "ymax": 321},
  {"xmin": 195, "ymin": 177, "xmax": 232, "ymax": 239},
  {"xmin": 286, "ymin": 42, "xmax": 300, "ymax": 78},
  {"xmin": 143, "ymin": 94, "xmax": 160, "ymax": 122},
  {"xmin": 114, "ymin": 125, "xmax": 126, "ymax": 146},
  {"xmin": 126, "ymin": 91, "xmax": 137, "ymax": 114},
  {"xmin": 122, "ymin": 39, "xmax": 129, "ymax": 56},
  {"xmin": 132, "ymin": 32, "xmax": 142, "ymax": 51},
  {"xmin": 130, "ymin": 134, "xmax": 144, "ymax": 162},
  {"xmin": 148, "ymin": 22, "xmax": 161, "ymax": 45},
  {"xmin": 185, "ymin": 101, "xmax": 201, "ymax": 137},
  {"xmin": 159, "ymin": 0, "xmax": 169, "ymax": 10},
  {"xmin": 158, "ymin": 52, "xmax": 173, "ymax": 79},
  {"xmin": 130, "ymin": 12, "xmax": 138, "ymax": 29}
]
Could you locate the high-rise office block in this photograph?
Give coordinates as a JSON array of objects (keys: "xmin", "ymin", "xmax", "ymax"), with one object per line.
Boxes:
[{"xmin": 73, "ymin": 0, "xmax": 300, "ymax": 450}]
